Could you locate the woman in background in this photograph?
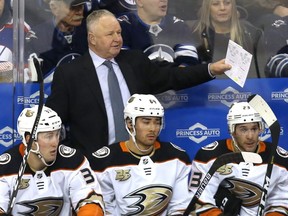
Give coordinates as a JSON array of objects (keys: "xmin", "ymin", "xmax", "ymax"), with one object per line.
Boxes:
[{"xmin": 191, "ymin": 0, "xmax": 263, "ymax": 77}]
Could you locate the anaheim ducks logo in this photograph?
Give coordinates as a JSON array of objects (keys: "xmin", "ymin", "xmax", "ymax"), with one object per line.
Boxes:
[
  {"xmin": 217, "ymin": 164, "xmax": 233, "ymax": 175},
  {"xmin": 25, "ymin": 109, "xmax": 34, "ymax": 117},
  {"xmin": 115, "ymin": 169, "xmax": 131, "ymax": 181},
  {"xmin": 124, "ymin": 185, "xmax": 172, "ymax": 215},
  {"xmin": 18, "ymin": 197, "xmax": 64, "ymax": 215},
  {"xmin": 221, "ymin": 178, "xmax": 262, "ymax": 207},
  {"xmin": 19, "ymin": 179, "xmax": 30, "ymax": 190}
]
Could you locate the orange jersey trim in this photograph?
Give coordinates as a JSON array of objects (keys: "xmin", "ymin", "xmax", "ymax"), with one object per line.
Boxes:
[
  {"xmin": 119, "ymin": 141, "xmax": 161, "ymax": 152},
  {"xmin": 226, "ymin": 139, "xmax": 266, "ymax": 153}
]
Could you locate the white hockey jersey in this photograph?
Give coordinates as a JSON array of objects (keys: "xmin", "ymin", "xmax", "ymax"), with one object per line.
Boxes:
[
  {"xmin": 189, "ymin": 139, "xmax": 288, "ymax": 216},
  {"xmin": 90, "ymin": 141, "xmax": 193, "ymax": 215},
  {"xmin": 0, "ymin": 144, "xmax": 104, "ymax": 215}
]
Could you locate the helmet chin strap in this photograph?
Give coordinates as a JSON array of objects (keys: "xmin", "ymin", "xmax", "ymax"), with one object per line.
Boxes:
[
  {"xmin": 232, "ymin": 137, "xmax": 242, "ymax": 152},
  {"xmin": 127, "ymin": 126, "xmax": 153, "ymax": 153},
  {"xmin": 31, "ymin": 141, "xmax": 56, "ymax": 167},
  {"xmin": 232, "ymin": 136, "xmax": 259, "ymax": 153},
  {"xmin": 132, "ymin": 135, "xmax": 154, "ymax": 153}
]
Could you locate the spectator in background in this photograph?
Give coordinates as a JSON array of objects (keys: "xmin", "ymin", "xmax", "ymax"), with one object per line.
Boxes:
[
  {"xmin": 45, "ymin": 9, "xmax": 232, "ymax": 159},
  {"xmin": 191, "ymin": 0, "xmax": 263, "ymax": 78},
  {"xmin": 118, "ymin": 0, "xmax": 199, "ymax": 67},
  {"xmin": 235, "ymin": 1, "xmax": 288, "ymax": 77},
  {"xmin": 30, "ymin": 0, "xmax": 91, "ymax": 76},
  {"xmin": 91, "ymin": 94, "xmax": 193, "ymax": 215},
  {"xmin": 251, "ymin": 12, "xmax": 288, "ymax": 77},
  {"xmin": 265, "ymin": 44, "xmax": 288, "ymax": 77},
  {"xmin": 25, "ymin": 0, "xmax": 52, "ymax": 28},
  {"xmin": 167, "ymin": 0, "xmax": 201, "ymax": 21},
  {"xmin": 94, "ymin": 0, "xmax": 198, "ymax": 19},
  {"xmin": 188, "ymin": 102, "xmax": 288, "ymax": 215},
  {"xmin": 0, "ymin": 0, "xmax": 36, "ymax": 82},
  {"xmin": 96, "ymin": 0, "xmax": 137, "ymax": 15},
  {"xmin": 236, "ymin": 0, "xmax": 288, "ymax": 28}
]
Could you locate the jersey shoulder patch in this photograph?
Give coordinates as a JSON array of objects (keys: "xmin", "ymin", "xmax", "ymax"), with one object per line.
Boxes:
[
  {"xmin": 92, "ymin": 146, "xmax": 110, "ymax": 158},
  {"xmin": 276, "ymin": 146, "xmax": 288, "ymax": 158},
  {"xmin": 170, "ymin": 142, "xmax": 185, "ymax": 152},
  {"xmin": 0, "ymin": 153, "xmax": 11, "ymax": 165},
  {"xmin": 0, "ymin": 145, "xmax": 23, "ymax": 175},
  {"xmin": 195, "ymin": 140, "xmax": 229, "ymax": 162},
  {"xmin": 53, "ymin": 145, "xmax": 85, "ymax": 170},
  {"xmin": 155, "ymin": 142, "xmax": 191, "ymax": 164},
  {"xmin": 201, "ymin": 141, "xmax": 219, "ymax": 151},
  {"xmin": 58, "ymin": 144, "xmax": 76, "ymax": 158}
]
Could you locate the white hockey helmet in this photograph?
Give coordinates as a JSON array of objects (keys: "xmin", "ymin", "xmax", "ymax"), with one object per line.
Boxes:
[
  {"xmin": 124, "ymin": 94, "xmax": 164, "ymax": 132},
  {"xmin": 227, "ymin": 102, "xmax": 263, "ymax": 134},
  {"xmin": 17, "ymin": 105, "xmax": 62, "ymax": 145}
]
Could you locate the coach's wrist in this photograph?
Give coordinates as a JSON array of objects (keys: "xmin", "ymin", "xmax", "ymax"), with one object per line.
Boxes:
[{"xmin": 208, "ymin": 63, "xmax": 216, "ymax": 78}]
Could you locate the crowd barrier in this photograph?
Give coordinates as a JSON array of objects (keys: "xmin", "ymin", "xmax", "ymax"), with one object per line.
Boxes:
[
  {"xmin": 157, "ymin": 78, "xmax": 288, "ymax": 159},
  {"xmin": 0, "ymin": 78, "xmax": 287, "ymax": 160}
]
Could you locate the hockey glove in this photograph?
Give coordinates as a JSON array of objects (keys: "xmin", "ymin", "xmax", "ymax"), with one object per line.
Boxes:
[{"xmin": 214, "ymin": 184, "xmax": 242, "ymax": 216}]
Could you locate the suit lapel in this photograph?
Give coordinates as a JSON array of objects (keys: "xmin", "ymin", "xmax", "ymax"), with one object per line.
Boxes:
[
  {"xmin": 81, "ymin": 53, "xmax": 106, "ymax": 112},
  {"xmin": 116, "ymin": 56, "xmax": 138, "ymax": 95}
]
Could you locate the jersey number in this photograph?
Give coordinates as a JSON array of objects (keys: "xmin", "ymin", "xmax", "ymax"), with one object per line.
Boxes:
[
  {"xmin": 80, "ymin": 168, "xmax": 95, "ymax": 184},
  {"xmin": 189, "ymin": 172, "xmax": 202, "ymax": 188}
]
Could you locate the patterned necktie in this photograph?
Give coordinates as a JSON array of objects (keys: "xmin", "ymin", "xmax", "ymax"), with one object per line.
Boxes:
[{"xmin": 103, "ymin": 60, "xmax": 128, "ymax": 143}]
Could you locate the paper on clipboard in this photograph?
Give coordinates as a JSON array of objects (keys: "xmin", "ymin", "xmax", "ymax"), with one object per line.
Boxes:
[{"xmin": 224, "ymin": 40, "xmax": 252, "ymax": 87}]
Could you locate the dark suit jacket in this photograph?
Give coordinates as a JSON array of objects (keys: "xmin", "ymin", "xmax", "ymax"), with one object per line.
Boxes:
[{"xmin": 46, "ymin": 49, "xmax": 213, "ymax": 158}]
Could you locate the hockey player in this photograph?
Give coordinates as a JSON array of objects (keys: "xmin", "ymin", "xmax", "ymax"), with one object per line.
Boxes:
[
  {"xmin": 90, "ymin": 94, "xmax": 193, "ymax": 215},
  {"xmin": 117, "ymin": 0, "xmax": 199, "ymax": 67},
  {"xmin": 188, "ymin": 102, "xmax": 288, "ymax": 215},
  {"xmin": 0, "ymin": 106, "xmax": 104, "ymax": 215}
]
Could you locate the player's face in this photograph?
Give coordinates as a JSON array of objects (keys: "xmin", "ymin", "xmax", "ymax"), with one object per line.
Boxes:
[
  {"xmin": 49, "ymin": 1, "xmax": 84, "ymax": 27},
  {"xmin": 88, "ymin": 15, "xmax": 123, "ymax": 59},
  {"xmin": 139, "ymin": 0, "xmax": 168, "ymax": 21},
  {"xmin": 232, "ymin": 122, "xmax": 261, "ymax": 152},
  {"xmin": 134, "ymin": 117, "xmax": 161, "ymax": 149},
  {"xmin": 36, "ymin": 130, "xmax": 60, "ymax": 163},
  {"xmin": 210, "ymin": 0, "xmax": 232, "ymax": 24}
]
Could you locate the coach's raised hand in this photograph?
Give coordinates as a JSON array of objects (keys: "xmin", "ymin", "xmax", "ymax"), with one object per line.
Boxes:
[{"xmin": 209, "ymin": 59, "xmax": 232, "ymax": 76}]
